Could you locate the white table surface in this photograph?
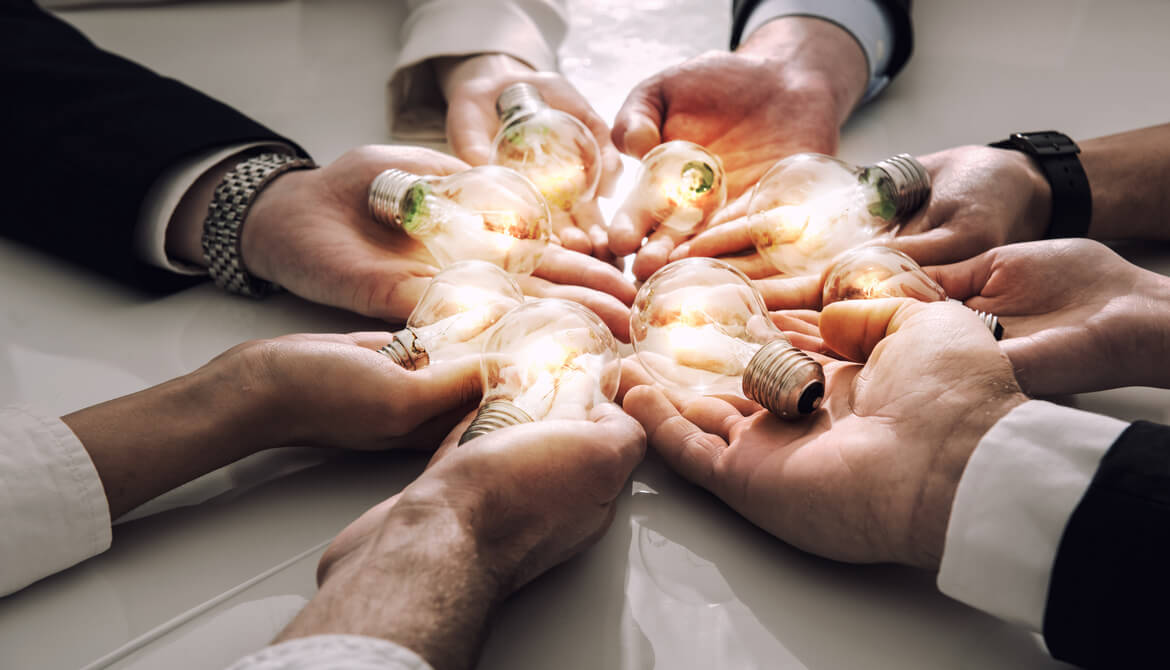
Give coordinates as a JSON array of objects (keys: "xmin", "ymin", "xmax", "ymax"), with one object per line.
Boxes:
[{"xmin": 3, "ymin": 0, "xmax": 1170, "ymax": 668}]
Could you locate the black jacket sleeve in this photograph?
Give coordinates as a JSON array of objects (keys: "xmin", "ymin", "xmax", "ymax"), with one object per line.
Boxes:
[
  {"xmin": 0, "ymin": 1, "xmax": 304, "ymax": 292},
  {"xmin": 1043, "ymin": 420, "xmax": 1170, "ymax": 669},
  {"xmin": 729, "ymin": 0, "xmax": 913, "ymax": 82}
]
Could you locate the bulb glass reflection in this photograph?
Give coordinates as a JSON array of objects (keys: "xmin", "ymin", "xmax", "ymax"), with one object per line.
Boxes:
[
  {"xmin": 821, "ymin": 245, "xmax": 1003, "ymax": 338},
  {"xmin": 626, "ymin": 140, "xmax": 726, "ymax": 235},
  {"xmin": 369, "ymin": 165, "xmax": 550, "ymax": 274},
  {"xmin": 380, "ymin": 261, "xmax": 525, "ymax": 369},
  {"xmin": 460, "ymin": 298, "xmax": 620, "ymax": 444},
  {"xmin": 491, "ymin": 83, "xmax": 601, "ymax": 214},
  {"xmin": 630, "ymin": 258, "xmax": 824, "ymax": 418},
  {"xmin": 747, "ymin": 153, "xmax": 929, "ymax": 277}
]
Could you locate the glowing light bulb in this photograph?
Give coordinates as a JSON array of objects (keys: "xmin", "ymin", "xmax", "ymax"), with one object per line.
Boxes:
[
  {"xmin": 625, "ymin": 140, "xmax": 726, "ymax": 235},
  {"xmin": 746, "ymin": 153, "xmax": 930, "ymax": 277},
  {"xmin": 460, "ymin": 298, "xmax": 621, "ymax": 444},
  {"xmin": 490, "ymin": 83, "xmax": 601, "ymax": 215},
  {"xmin": 379, "ymin": 261, "xmax": 526, "ymax": 369},
  {"xmin": 821, "ymin": 245, "xmax": 1004, "ymax": 339},
  {"xmin": 368, "ymin": 165, "xmax": 550, "ymax": 274},
  {"xmin": 630, "ymin": 258, "xmax": 825, "ymax": 418}
]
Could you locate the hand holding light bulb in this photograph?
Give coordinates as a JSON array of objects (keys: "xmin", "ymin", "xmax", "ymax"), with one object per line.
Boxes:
[
  {"xmin": 822, "ymin": 245, "xmax": 1003, "ymax": 339},
  {"xmin": 379, "ymin": 260, "xmax": 525, "ymax": 370},
  {"xmin": 369, "ymin": 164, "xmax": 551, "ymax": 275},
  {"xmin": 610, "ymin": 141, "xmax": 728, "ymax": 280},
  {"xmin": 490, "ymin": 83, "xmax": 611, "ymax": 259},
  {"xmin": 460, "ymin": 298, "xmax": 621, "ymax": 444},
  {"xmin": 630, "ymin": 258, "xmax": 824, "ymax": 419}
]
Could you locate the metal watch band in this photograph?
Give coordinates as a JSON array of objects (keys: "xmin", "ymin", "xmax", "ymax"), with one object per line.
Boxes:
[
  {"xmin": 989, "ymin": 131, "xmax": 1092, "ymax": 239},
  {"xmin": 201, "ymin": 152, "xmax": 317, "ymax": 297}
]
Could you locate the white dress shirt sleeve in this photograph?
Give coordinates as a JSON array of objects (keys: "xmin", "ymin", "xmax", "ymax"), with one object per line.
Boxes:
[
  {"xmin": 0, "ymin": 406, "xmax": 111, "ymax": 597},
  {"xmin": 740, "ymin": 0, "xmax": 894, "ymax": 102},
  {"xmin": 388, "ymin": 0, "xmax": 569, "ymax": 140},
  {"xmin": 227, "ymin": 635, "xmax": 434, "ymax": 670},
  {"xmin": 937, "ymin": 400, "xmax": 1128, "ymax": 631},
  {"xmin": 135, "ymin": 142, "xmax": 295, "ymax": 276}
]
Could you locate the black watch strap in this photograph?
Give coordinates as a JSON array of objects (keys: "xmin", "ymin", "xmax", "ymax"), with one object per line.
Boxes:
[{"xmin": 989, "ymin": 131, "xmax": 1092, "ymax": 239}]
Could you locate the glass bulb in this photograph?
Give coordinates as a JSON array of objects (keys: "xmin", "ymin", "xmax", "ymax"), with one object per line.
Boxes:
[
  {"xmin": 368, "ymin": 165, "xmax": 550, "ymax": 274},
  {"xmin": 625, "ymin": 140, "xmax": 726, "ymax": 235},
  {"xmin": 746, "ymin": 153, "xmax": 930, "ymax": 277},
  {"xmin": 821, "ymin": 245, "xmax": 1003, "ymax": 339},
  {"xmin": 379, "ymin": 260, "xmax": 526, "ymax": 370},
  {"xmin": 490, "ymin": 83, "xmax": 602, "ymax": 215},
  {"xmin": 460, "ymin": 298, "xmax": 621, "ymax": 444},
  {"xmin": 630, "ymin": 258, "xmax": 825, "ymax": 418}
]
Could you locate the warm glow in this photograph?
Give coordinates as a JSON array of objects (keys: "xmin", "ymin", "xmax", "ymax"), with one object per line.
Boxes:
[
  {"xmin": 522, "ymin": 337, "xmax": 576, "ymax": 377},
  {"xmin": 666, "ymin": 324, "xmax": 707, "ymax": 353}
]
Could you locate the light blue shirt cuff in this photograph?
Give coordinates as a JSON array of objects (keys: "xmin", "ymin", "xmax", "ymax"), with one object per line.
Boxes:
[{"xmin": 740, "ymin": 0, "xmax": 895, "ymax": 103}]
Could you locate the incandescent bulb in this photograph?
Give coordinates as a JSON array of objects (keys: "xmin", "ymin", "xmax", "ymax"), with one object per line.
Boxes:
[
  {"xmin": 379, "ymin": 261, "xmax": 526, "ymax": 369},
  {"xmin": 490, "ymin": 83, "xmax": 602, "ymax": 216},
  {"xmin": 747, "ymin": 153, "xmax": 930, "ymax": 277},
  {"xmin": 460, "ymin": 298, "xmax": 621, "ymax": 444},
  {"xmin": 821, "ymin": 245, "xmax": 1004, "ymax": 339},
  {"xmin": 369, "ymin": 165, "xmax": 550, "ymax": 274},
  {"xmin": 630, "ymin": 258, "xmax": 825, "ymax": 418},
  {"xmin": 625, "ymin": 140, "xmax": 726, "ymax": 235}
]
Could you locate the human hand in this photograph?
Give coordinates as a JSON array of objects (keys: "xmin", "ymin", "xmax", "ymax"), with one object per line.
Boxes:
[
  {"xmin": 623, "ymin": 298, "xmax": 1025, "ymax": 569},
  {"xmin": 610, "ymin": 17, "xmax": 868, "ymax": 280},
  {"xmin": 286, "ymin": 404, "xmax": 645, "ymax": 669},
  {"xmin": 436, "ymin": 53, "xmax": 622, "ymax": 258},
  {"xmin": 927, "ymin": 239, "xmax": 1170, "ymax": 395}
]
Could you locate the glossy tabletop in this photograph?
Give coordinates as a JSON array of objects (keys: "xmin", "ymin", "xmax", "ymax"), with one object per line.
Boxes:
[{"xmin": 3, "ymin": 1, "xmax": 1170, "ymax": 668}]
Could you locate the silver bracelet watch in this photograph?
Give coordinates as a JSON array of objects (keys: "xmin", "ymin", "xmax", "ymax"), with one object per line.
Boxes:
[{"xmin": 201, "ymin": 151, "xmax": 317, "ymax": 297}]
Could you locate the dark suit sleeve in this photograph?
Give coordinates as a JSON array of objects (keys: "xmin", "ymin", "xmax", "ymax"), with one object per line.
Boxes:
[
  {"xmin": 730, "ymin": 0, "xmax": 913, "ymax": 81},
  {"xmin": 1043, "ymin": 420, "xmax": 1170, "ymax": 669},
  {"xmin": 0, "ymin": 1, "xmax": 305, "ymax": 292}
]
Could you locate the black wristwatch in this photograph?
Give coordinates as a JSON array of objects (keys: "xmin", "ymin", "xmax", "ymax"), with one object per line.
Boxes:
[{"xmin": 989, "ymin": 131, "xmax": 1092, "ymax": 239}]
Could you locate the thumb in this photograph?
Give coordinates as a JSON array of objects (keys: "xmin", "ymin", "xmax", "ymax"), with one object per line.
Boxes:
[
  {"xmin": 409, "ymin": 355, "xmax": 484, "ymax": 419},
  {"xmin": 922, "ymin": 250, "xmax": 997, "ymax": 301},
  {"xmin": 612, "ymin": 80, "xmax": 664, "ymax": 158},
  {"xmin": 820, "ymin": 298, "xmax": 925, "ymax": 362}
]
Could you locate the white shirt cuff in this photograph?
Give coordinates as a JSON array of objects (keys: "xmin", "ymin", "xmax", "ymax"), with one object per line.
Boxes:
[
  {"xmin": 937, "ymin": 400, "xmax": 1128, "ymax": 631},
  {"xmin": 741, "ymin": 0, "xmax": 894, "ymax": 102},
  {"xmin": 388, "ymin": 0, "xmax": 568, "ymax": 140},
  {"xmin": 0, "ymin": 406, "xmax": 112, "ymax": 596},
  {"xmin": 134, "ymin": 142, "xmax": 293, "ymax": 276},
  {"xmin": 227, "ymin": 635, "xmax": 434, "ymax": 670}
]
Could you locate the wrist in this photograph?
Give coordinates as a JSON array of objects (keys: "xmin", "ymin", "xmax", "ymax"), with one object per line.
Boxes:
[
  {"xmin": 906, "ymin": 390, "xmax": 1028, "ymax": 570},
  {"xmin": 736, "ymin": 16, "xmax": 868, "ymax": 123},
  {"xmin": 238, "ymin": 167, "xmax": 315, "ymax": 284},
  {"xmin": 1002, "ymin": 148, "xmax": 1054, "ymax": 242},
  {"xmin": 434, "ymin": 53, "xmax": 534, "ymax": 102}
]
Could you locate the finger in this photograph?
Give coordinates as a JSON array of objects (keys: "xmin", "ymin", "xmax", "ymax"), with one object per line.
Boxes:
[
  {"xmin": 359, "ymin": 144, "xmax": 471, "ymax": 177},
  {"xmin": 608, "ymin": 198, "xmax": 660, "ymax": 256},
  {"xmin": 372, "ymin": 268, "xmax": 436, "ymax": 323},
  {"xmin": 551, "ymin": 210, "xmax": 593, "ymax": 255},
  {"xmin": 716, "ymin": 253, "xmax": 780, "ymax": 279},
  {"xmin": 572, "ymin": 200, "xmax": 614, "ymax": 262},
  {"xmin": 707, "ymin": 191, "xmax": 752, "ymax": 229},
  {"xmin": 405, "ymin": 355, "xmax": 484, "ymax": 422},
  {"xmin": 616, "ymin": 356, "xmax": 657, "ymax": 403},
  {"xmin": 680, "ymin": 396, "xmax": 745, "ymax": 442},
  {"xmin": 588, "ymin": 402, "xmax": 648, "ymax": 474},
  {"xmin": 445, "ymin": 99, "xmax": 495, "ymax": 166},
  {"xmin": 755, "ymin": 275, "xmax": 822, "ymax": 310},
  {"xmin": 611, "ymin": 78, "xmax": 664, "ymax": 158},
  {"xmin": 517, "ymin": 275, "xmax": 632, "ymax": 342},
  {"xmin": 598, "ymin": 143, "xmax": 624, "ymax": 198},
  {"xmin": 430, "ymin": 408, "xmax": 480, "ymax": 465},
  {"xmin": 887, "ymin": 226, "xmax": 989, "ymax": 268},
  {"xmin": 533, "ymin": 245, "xmax": 637, "ymax": 305},
  {"xmin": 672, "ymin": 216, "xmax": 753, "ymax": 260},
  {"xmin": 785, "ymin": 332, "xmax": 827, "ymax": 354},
  {"xmin": 346, "ymin": 331, "xmax": 398, "ymax": 350},
  {"xmin": 769, "ymin": 310, "xmax": 821, "ymax": 339},
  {"xmin": 384, "ymin": 401, "xmax": 478, "ymax": 452},
  {"xmin": 623, "ymin": 385, "xmax": 727, "ymax": 492},
  {"xmin": 820, "ymin": 298, "xmax": 924, "ymax": 362},
  {"xmin": 923, "ymin": 251, "xmax": 997, "ymax": 301},
  {"xmin": 632, "ymin": 227, "xmax": 686, "ymax": 281}
]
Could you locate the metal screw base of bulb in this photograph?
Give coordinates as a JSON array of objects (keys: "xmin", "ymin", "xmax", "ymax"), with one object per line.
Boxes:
[
  {"xmin": 874, "ymin": 154, "xmax": 931, "ymax": 217},
  {"xmin": 496, "ymin": 82, "xmax": 545, "ymax": 122},
  {"xmin": 378, "ymin": 328, "xmax": 430, "ymax": 370},
  {"xmin": 742, "ymin": 340, "xmax": 826, "ymax": 419},
  {"xmin": 459, "ymin": 400, "xmax": 534, "ymax": 445},
  {"xmin": 946, "ymin": 299, "xmax": 1004, "ymax": 340},
  {"xmin": 369, "ymin": 168, "xmax": 419, "ymax": 228}
]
